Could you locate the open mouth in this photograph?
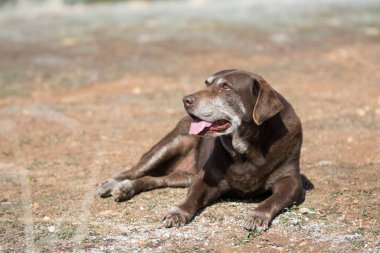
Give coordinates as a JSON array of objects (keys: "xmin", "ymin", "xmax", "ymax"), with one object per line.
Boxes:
[{"xmin": 189, "ymin": 117, "xmax": 231, "ymax": 135}]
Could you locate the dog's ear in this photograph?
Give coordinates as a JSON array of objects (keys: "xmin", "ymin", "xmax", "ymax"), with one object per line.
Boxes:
[{"xmin": 252, "ymin": 77, "xmax": 284, "ymax": 125}]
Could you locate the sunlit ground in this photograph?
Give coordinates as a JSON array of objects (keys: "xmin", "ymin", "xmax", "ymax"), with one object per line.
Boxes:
[{"xmin": 0, "ymin": 0, "xmax": 379, "ymax": 252}]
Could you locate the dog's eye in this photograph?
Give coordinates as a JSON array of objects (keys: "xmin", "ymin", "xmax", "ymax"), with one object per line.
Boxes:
[{"xmin": 220, "ymin": 83, "xmax": 230, "ymax": 90}]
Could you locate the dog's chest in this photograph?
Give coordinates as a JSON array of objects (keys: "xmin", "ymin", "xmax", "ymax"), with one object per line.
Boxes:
[{"xmin": 226, "ymin": 162, "xmax": 265, "ymax": 193}]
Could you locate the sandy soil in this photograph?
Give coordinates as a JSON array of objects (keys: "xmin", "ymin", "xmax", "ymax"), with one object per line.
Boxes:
[{"xmin": 0, "ymin": 1, "xmax": 379, "ymax": 252}]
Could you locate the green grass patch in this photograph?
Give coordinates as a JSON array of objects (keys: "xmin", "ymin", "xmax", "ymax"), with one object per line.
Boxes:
[{"xmin": 241, "ymin": 228, "xmax": 262, "ymax": 243}]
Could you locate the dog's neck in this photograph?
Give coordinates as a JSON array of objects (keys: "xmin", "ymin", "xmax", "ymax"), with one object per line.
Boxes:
[{"xmin": 221, "ymin": 122, "xmax": 265, "ymax": 166}]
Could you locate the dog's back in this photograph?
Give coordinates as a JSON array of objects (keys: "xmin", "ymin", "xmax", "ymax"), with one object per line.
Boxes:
[{"xmin": 97, "ymin": 70, "xmax": 303, "ymax": 232}]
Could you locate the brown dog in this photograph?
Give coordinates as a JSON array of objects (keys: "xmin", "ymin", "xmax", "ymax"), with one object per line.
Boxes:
[{"xmin": 97, "ymin": 69, "xmax": 303, "ymax": 231}]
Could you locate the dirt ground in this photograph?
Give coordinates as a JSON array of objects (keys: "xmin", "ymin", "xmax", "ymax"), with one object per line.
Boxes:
[{"xmin": 0, "ymin": 0, "xmax": 379, "ymax": 252}]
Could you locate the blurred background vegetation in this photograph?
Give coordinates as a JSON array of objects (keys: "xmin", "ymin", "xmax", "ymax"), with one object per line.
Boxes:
[{"xmin": 0, "ymin": 0, "xmax": 141, "ymax": 6}]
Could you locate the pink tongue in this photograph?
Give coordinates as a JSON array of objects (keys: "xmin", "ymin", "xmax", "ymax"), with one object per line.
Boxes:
[{"xmin": 189, "ymin": 119, "xmax": 212, "ymax": 135}]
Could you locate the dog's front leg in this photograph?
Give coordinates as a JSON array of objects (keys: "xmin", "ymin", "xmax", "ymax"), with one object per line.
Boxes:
[
  {"xmin": 111, "ymin": 172, "xmax": 193, "ymax": 202},
  {"xmin": 97, "ymin": 116, "xmax": 195, "ymax": 198},
  {"xmin": 243, "ymin": 173, "xmax": 302, "ymax": 231},
  {"xmin": 97, "ymin": 134, "xmax": 194, "ymax": 198},
  {"xmin": 163, "ymin": 172, "xmax": 229, "ymax": 228}
]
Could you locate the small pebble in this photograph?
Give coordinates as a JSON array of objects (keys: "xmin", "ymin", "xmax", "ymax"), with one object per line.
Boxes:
[
  {"xmin": 356, "ymin": 109, "xmax": 366, "ymax": 117},
  {"xmin": 132, "ymin": 87, "xmax": 141, "ymax": 95},
  {"xmin": 298, "ymin": 241, "xmax": 308, "ymax": 247},
  {"xmin": 32, "ymin": 202, "xmax": 40, "ymax": 210},
  {"xmin": 48, "ymin": 226, "xmax": 56, "ymax": 233},
  {"xmin": 299, "ymin": 207, "xmax": 314, "ymax": 214}
]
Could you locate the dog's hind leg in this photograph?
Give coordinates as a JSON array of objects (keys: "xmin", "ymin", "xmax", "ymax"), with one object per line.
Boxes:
[{"xmin": 111, "ymin": 172, "xmax": 193, "ymax": 202}]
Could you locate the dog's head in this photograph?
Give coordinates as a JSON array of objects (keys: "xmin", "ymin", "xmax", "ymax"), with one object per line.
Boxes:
[{"xmin": 183, "ymin": 70, "xmax": 284, "ymax": 136}]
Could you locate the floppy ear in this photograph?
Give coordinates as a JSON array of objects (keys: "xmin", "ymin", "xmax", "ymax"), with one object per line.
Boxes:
[{"xmin": 252, "ymin": 77, "xmax": 284, "ymax": 125}]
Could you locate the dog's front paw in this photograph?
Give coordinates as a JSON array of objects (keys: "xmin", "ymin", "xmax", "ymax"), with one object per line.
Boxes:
[
  {"xmin": 96, "ymin": 178, "xmax": 119, "ymax": 198},
  {"xmin": 163, "ymin": 207, "xmax": 191, "ymax": 228},
  {"xmin": 111, "ymin": 179, "xmax": 135, "ymax": 202},
  {"xmin": 243, "ymin": 210, "xmax": 271, "ymax": 231}
]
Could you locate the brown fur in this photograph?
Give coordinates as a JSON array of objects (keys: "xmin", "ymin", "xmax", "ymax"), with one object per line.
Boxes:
[{"xmin": 97, "ymin": 70, "xmax": 303, "ymax": 231}]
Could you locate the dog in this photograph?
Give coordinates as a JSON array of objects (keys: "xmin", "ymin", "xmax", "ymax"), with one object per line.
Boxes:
[{"xmin": 97, "ymin": 69, "xmax": 303, "ymax": 231}]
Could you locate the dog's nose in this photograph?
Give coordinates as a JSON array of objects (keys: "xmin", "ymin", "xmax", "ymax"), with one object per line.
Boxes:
[{"xmin": 183, "ymin": 95, "xmax": 195, "ymax": 107}]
